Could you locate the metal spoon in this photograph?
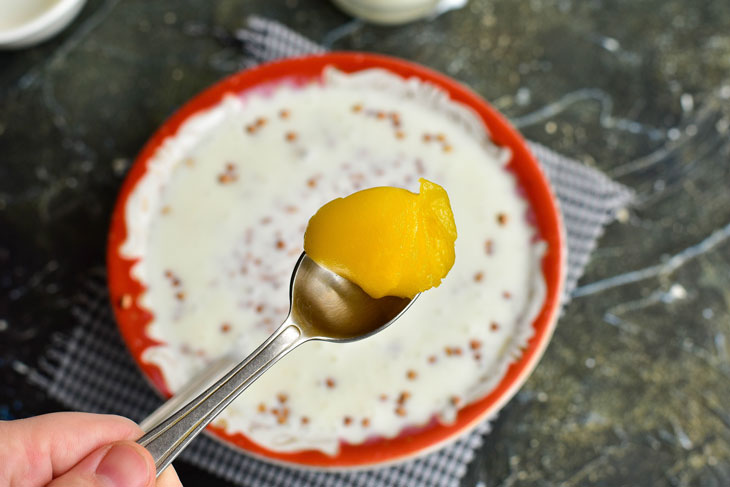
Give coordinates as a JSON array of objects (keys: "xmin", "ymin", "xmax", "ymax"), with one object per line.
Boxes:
[{"xmin": 137, "ymin": 253, "xmax": 417, "ymax": 476}]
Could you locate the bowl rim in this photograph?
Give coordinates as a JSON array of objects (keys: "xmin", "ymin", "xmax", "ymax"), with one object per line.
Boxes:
[
  {"xmin": 0, "ymin": 0, "xmax": 85, "ymax": 44},
  {"xmin": 107, "ymin": 51, "xmax": 565, "ymax": 470}
]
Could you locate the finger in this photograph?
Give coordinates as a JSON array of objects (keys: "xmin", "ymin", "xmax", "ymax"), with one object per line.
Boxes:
[
  {"xmin": 45, "ymin": 440, "xmax": 155, "ymax": 487},
  {"xmin": 157, "ymin": 465, "xmax": 183, "ymax": 487},
  {"xmin": 0, "ymin": 412, "xmax": 142, "ymax": 487}
]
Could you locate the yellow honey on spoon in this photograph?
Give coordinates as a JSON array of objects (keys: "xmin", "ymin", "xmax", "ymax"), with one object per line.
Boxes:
[{"xmin": 303, "ymin": 178, "xmax": 457, "ymax": 299}]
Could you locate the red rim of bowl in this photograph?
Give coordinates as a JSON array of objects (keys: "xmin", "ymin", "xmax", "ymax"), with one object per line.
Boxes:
[{"xmin": 107, "ymin": 52, "xmax": 565, "ymax": 469}]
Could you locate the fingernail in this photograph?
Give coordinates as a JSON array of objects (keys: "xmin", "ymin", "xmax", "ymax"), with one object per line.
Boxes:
[{"xmin": 96, "ymin": 443, "xmax": 151, "ymax": 487}]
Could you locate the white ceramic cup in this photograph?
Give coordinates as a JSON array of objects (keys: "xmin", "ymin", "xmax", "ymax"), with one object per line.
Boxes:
[
  {"xmin": 331, "ymin": 0, "xmax": 441, "ymax": 25},
  {"xmin": 0, "ymin": 0, "xmax": 87, "ymax": 49}
]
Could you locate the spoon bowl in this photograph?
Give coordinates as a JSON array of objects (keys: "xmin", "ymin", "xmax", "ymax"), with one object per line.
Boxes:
[
  {"xmin": 137, "ymin": 253, "xmax": 416, "ymax": 476},
  {"xmin": 291, "ymin": 253, "xmax": 415, "ymax": 341}
]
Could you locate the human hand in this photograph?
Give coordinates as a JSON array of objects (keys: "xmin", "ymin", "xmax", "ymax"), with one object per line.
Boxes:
[{"xmin": 0, "ymin": 412, "xmax": 182, "ymax": 487}]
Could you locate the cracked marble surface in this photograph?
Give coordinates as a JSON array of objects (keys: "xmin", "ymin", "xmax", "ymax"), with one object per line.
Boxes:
[{"xmin": 1, "ymin": 0, "xmax": 729, "ymax": 485}]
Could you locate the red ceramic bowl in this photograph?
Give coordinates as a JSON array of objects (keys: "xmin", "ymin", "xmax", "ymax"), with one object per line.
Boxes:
[{"xmin": 107, "ymin": 52, "xmax": 565, "ymax": 469}]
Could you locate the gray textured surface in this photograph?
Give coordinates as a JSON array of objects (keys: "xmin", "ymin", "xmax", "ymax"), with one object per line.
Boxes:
[{"xmin": 1, "ymin": 0, "xmax": 729, "ymax": 485}]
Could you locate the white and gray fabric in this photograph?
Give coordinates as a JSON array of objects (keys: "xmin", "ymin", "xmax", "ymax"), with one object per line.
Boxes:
[{"xmin": 29, "ymin": 17, "xmax": 633, "ymax": 487}]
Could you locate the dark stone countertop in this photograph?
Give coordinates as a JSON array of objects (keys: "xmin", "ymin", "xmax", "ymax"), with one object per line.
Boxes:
[{"xmin": 1, "ymin": 0, "xmax": 729, "ymax": 485}]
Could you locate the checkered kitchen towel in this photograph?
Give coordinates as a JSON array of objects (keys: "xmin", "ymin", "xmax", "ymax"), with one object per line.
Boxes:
[{"xmin": 28, "ymin": 17, "xmax": 634, "ymax": 487}]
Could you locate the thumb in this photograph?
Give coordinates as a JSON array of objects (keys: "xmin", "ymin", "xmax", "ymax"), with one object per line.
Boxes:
[{"xmin": 46, "ymin": 440, "xmax": 155, "ymax": 487}]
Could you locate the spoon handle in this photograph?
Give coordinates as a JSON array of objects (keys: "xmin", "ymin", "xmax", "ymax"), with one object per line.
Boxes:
[
  {"xmin": 137, "ymin": 321, "xmax": 304, "ymax": 476},
  {"xmin": 139, "ymin": 354, "xmax": 239, "ymax": 433}
]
